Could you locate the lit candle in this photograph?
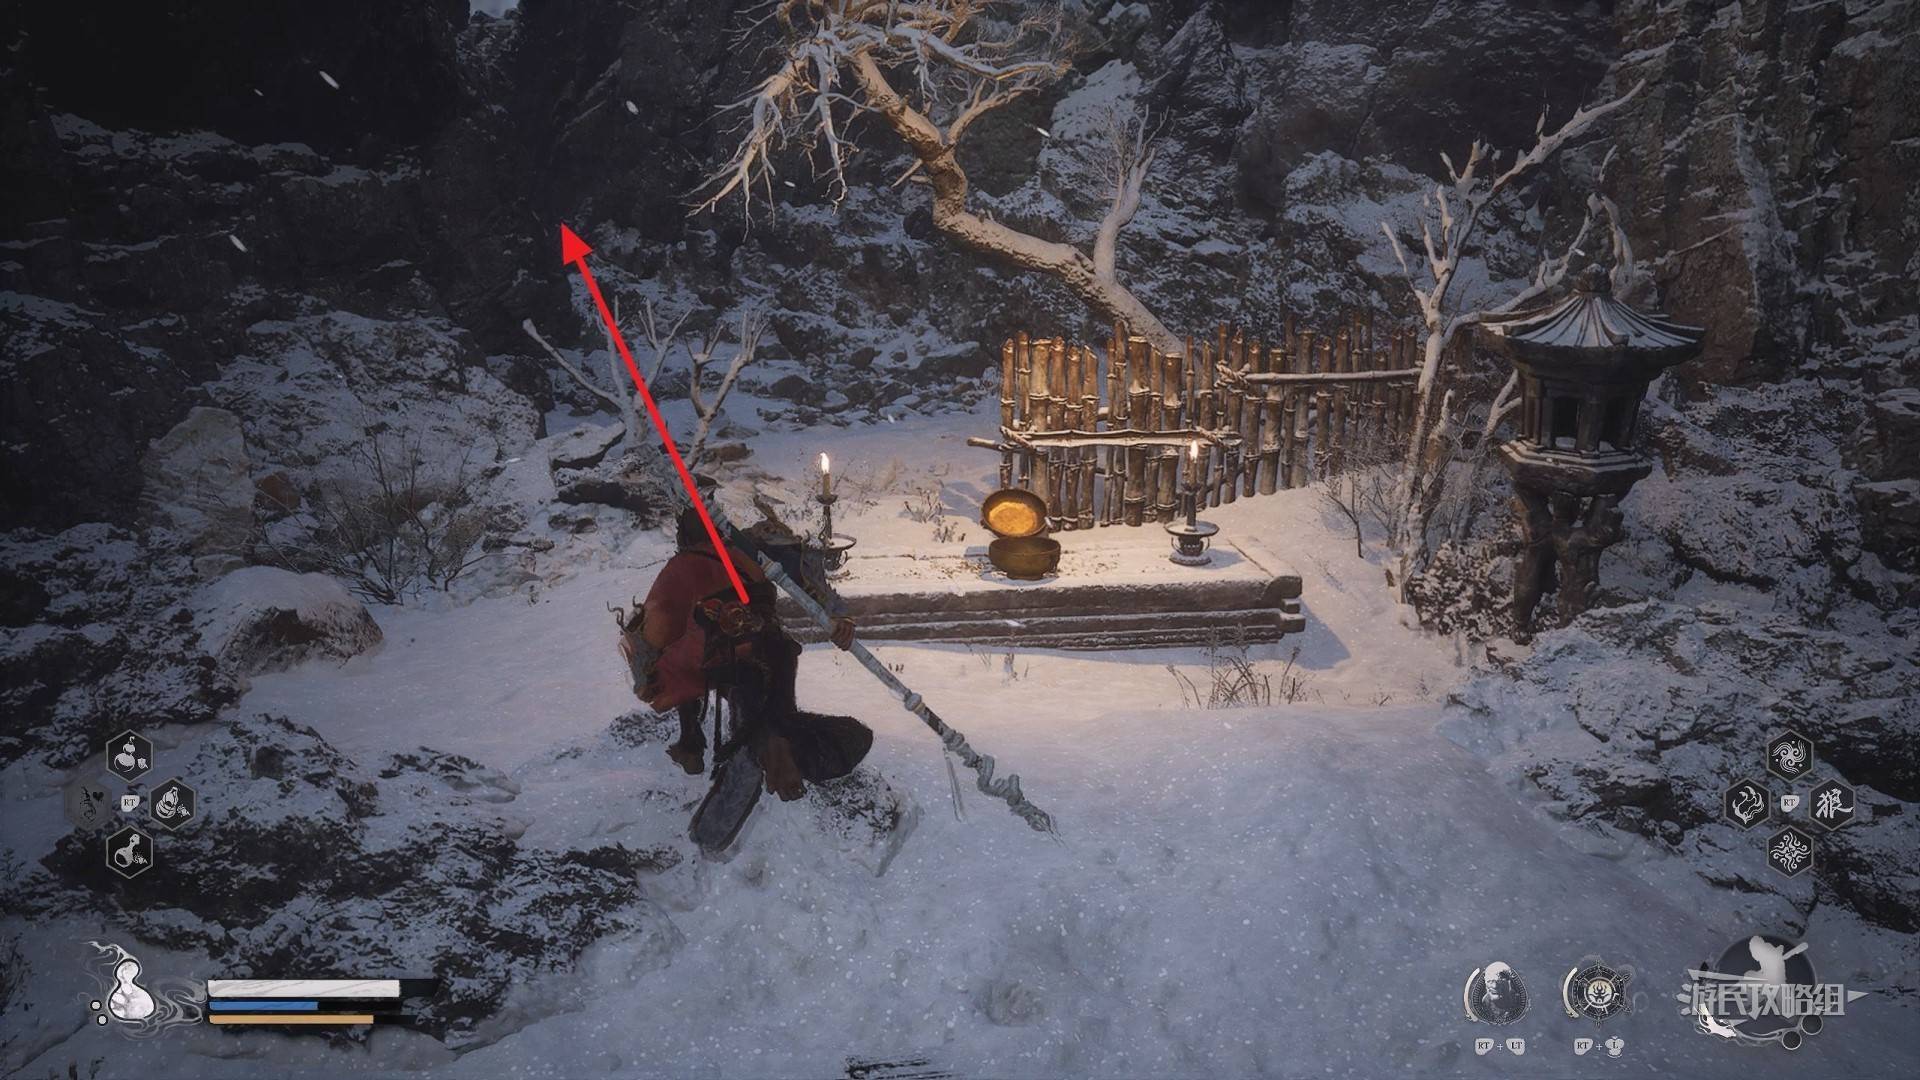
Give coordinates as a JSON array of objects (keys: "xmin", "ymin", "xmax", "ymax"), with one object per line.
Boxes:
[{"xmin": 819, "ymin": 452, "xmax": 832, "ymax": 498}]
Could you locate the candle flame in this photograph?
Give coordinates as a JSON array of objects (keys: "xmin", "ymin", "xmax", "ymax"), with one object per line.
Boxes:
[{"xmin": 819, "ymin": 452, "xmax": 830, "ymax": 474}]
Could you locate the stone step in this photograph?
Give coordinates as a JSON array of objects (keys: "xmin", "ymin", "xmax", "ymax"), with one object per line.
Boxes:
[{"xmin": 777, "ymin": 536, "xmax": 1304, "ymax": 650}]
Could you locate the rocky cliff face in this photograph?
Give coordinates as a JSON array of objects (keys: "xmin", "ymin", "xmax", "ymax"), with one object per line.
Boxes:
[
  {"xmin": 0, "ymin": 6, "xmax": 1910, "ymax": 602},
  {"xmin": 6, "ymin": 0, "xmax": 1912, "ymax": 574}
]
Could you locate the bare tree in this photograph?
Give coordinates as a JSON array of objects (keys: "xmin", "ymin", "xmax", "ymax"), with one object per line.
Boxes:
[
  {"xmin": 1376, "ymin": 81, "xmax": 1644, "ymax": 600},
  {"xmin": 694, "ymin": 0, "xmax": 1182, "ymax": 353},
  {"xmin": 682, "ymin": 312, "xmax": 769, "ymax": 468},
  {"xmin": 1318, "ymin": 435, "xmax": 1409, "ymax": 561},
  {"xmin": 522, "ymin": 304, "xmax": 766, "ymax": 475},
  {"xmin": 256, "ymin": 427, "xmax": 491, "ymax": 604}
]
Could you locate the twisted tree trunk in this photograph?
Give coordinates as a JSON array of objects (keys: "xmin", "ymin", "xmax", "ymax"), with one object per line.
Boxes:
[{"xmin": 849, "ymin": 53, "xmax": 1181, "ymax": 355}]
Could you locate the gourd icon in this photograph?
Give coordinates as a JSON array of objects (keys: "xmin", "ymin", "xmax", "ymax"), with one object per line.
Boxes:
[{"xmin": 107, "ymin": 958, "xmax": 156, "ymax": 1022}]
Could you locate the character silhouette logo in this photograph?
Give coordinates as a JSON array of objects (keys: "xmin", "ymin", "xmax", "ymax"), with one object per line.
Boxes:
[{"xmin": 1676, "ymin": 934, "xmax": 1872, "ymax": 1050}]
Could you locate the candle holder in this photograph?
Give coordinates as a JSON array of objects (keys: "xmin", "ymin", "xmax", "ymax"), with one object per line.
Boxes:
[
  {"xmin": 813, "ymin": 491, "xmax": 857, "ymax": 579},
  {"xmin": 1165, "ymin": 479, "xmax": 1218, "ymax": 566}
]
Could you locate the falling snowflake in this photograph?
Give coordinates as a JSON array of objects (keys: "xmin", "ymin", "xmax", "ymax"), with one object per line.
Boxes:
[
  {"xmin": 624, "ymin": 100, "xmax": 638, "ymax": 115},
  {"xmin": 319, "ymin": 70, "xmax": 340, "ymax": 90},
  {"xmin": 1031, "ymin": 124, "xmax": 1052, "ymax": 137},
  {"xmin": 227, "ymin": 234, "xmax": 248, "ymax": 253}
]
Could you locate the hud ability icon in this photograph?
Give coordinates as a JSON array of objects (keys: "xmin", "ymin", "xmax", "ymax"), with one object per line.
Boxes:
[
  {"xmin": 1766, "ymin": 825, "xmax": 1815, "ymax": 878},
  {"xmin": 105, "ymin": 730, "xmax": 153, "ymax": 783},
  {"xmin": 105, "ymin": 826, "xmax": 153, "ymax": 880},
  {"xmin": 1677, "ymin": 934, "xmax": 1870, "ymax": 1050},
  {"xmin": 63, "ymin": 778, "xmax": 113, "ymax": 833},
  {"xmin": 147, "ymin": 778, "xmax": 197, "ymax": 832},
  {"xmin": 1722, "ymin": 777, "xmax": 1771, "ymax": 830},
  {"xmin": 1562, "ymin": 956, "xmax": 1634, "ymax": 1022},
  {"xmin": 1806, "ymin": 777, "xmax": 1856, "ymax": 831},
  {"xmin": 1765, "ymin": 730, "xmax": 1815, "ymax": 782},
  {"xmin": 1462, "ymin": 961, "xmax": 1530, "ymax": 1025}
]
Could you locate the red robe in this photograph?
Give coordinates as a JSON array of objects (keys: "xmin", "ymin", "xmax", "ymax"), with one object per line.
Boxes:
[{"xmin": 640, "ymin": 546, "xmax": 767, "ymax": 710}]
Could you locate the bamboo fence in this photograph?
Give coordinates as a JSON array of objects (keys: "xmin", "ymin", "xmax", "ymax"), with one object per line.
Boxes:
[{"xmin": 972, "ymin": 318, "xmax": 1455, "ymax": 528}]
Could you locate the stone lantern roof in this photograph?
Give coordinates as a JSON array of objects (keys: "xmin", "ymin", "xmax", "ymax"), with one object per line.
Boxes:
[{"xmin": 1481, "ymin": 265, "xmax": 1704, "ymax": 375}]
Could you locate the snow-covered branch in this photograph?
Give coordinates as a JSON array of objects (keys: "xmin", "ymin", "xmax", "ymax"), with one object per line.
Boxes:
[
  {"xmin": 523, "ymin": 318, "xmax": 624, "ymax": 414},
  {"xmin": 685, "ymin": 312, "xmax": 767, "ymax": 469},
  {"xmin": 1091, "ymin": 107, "xmax": 1157, "ymax": 282},
  {"xmin": 1380, "ymin": 80, "xmax": 1645, "ymax": 393},
  {"xmin": 689, "ymin": 1, "xmax": 1180, "ymax": 352},
  {"xmin": 1375, "ymin": 79, "xmax": 1644, "ymax": 601}
]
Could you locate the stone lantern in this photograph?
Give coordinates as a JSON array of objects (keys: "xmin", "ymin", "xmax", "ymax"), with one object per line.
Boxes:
[{"xmin": 1478, "ymin": 266, "xmax": 1703, "ymax": 632}]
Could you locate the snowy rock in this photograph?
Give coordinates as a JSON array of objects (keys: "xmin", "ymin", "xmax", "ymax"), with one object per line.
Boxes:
[
  {"xmin": 251, "ymin": 469, "xmax": 301, "ymax": 520},
  {"xmin": 1855, "ymin": 479, "xmax": 1920, "ymax": 557},
  {"xmin": 1444, "ymin": 599, "xmax": 1920, "ymax": 931},
  {"xmin": 3, "ymin": 713, "xmax": 684, "ymax": 1048},
  {"xmin": 1604, "ymin": 0, "xmax": 1920, "ymax": 382},
  {"xmin": 139, "ymin": 406, "xmax": 255, "ymax": 570},
  {"xmin": 547, "ymin": 422, "xmax": 623, "ymax": 472},
  {"xmin": 1860, "ymin": 388, "xmax": 1920, "ymax": 481},
  {"xmin": 804, "ymin": 766, "xmax": 921, "ymax": 878},
  {"xmin": 382, "ymin": 748, "xmax": 521, "ymax": 804},
  {"xmin": 553, "ymin": 455, "xmax": 672, "ymax": 519},
  {"xmin": 0, "ymin": 526, "xmax": 241, "ymax": 770},
  {"xmin": 1629, "ymin": 382, "xmax": 1870, "ymax": 616},
  {"xmin": 1235, "ymin": 44, "xmax": 1377, "ymax": 202},
  {"xmin": 980, "ymin": 977, "xmax": 1046, "ymax": 1026},
  {"xmin": 195, "ymin": 566, "xmax": 384, "ymax": 677}
]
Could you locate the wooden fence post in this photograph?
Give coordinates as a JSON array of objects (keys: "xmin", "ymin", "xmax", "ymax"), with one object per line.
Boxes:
[
  {"xmin": 1288, "ymin": 330, "xmax": 1313, "ymax": 489},
  {"xmin": 1061, "ymin": 343, "xmax": 1081, "ymax": 530},
  {"xmin": 1079, "ymin": 345, "xmax": 1097, "ymax": 529},
  {"xmin": 1314, "ymin": 336, "xmax": 1335, "ymax": 480},
  {"xmin": 1046, "ymin": 338, "xmax": 1067, "ymax": 530},
  {"xmin": 1243, "ymin": 329, "xmax": 1261, "ymax": 499},
  {"xmin": 1278, "ymin": 325, "xmax": 1299, "ymax": 490},
  {"xmin": 1328, "ymin": 324, "xmax": 1350, "ymax": 478},
  {"xmin": 999, "ymin": 338, "xmax": 1015, "ymax": 488},
  {"xmin": 1124, "ymin": 336, "xmax": 1151, "ymax": 526},
  {"xmin": 1258, "ymin": 335, "xmax": 1285, "ymax": 495},
  {"xmin": 1105, "ymin": 325, "xmax": 1124, "ymax": 524}
]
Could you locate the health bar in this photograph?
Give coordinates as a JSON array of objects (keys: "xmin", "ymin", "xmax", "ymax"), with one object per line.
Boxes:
[
  {"xmin": 208, "ymin": 979, "xmax": 401, "ymax": 999},
  {"xmin": 207, "ymin": 1014, "xmax": 413, "ymax": 1026}
]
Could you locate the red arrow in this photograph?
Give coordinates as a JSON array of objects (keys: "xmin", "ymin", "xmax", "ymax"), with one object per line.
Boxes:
[{"xmin": 560, "ymin": 224, "xmax": 749, "ymax": 604}]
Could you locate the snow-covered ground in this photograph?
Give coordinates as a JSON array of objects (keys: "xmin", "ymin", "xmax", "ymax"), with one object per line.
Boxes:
[{"xmin": 11, "ymin": 403, "xmax": 1918, "ymax": 1079}]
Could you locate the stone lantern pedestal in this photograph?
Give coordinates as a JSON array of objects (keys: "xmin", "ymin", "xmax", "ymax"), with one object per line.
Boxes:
[{"xmin": 1479, "ymin": 267, "xmax": 1704, "ymax": 633}]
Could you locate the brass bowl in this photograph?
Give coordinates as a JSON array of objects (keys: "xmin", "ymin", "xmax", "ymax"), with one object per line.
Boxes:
[
  {"xmin": 988, "ymin": 536, "xmax": 1061, "ymax": 580},
  {"xmin": 981, "ymin": 488, "xmax": 1048, "ymax": 539}
]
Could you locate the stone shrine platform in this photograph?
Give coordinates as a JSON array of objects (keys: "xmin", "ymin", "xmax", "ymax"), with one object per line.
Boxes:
[{"xmin": 779, "ymin": 535, "xmax": 1304, "ymax": 650}]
